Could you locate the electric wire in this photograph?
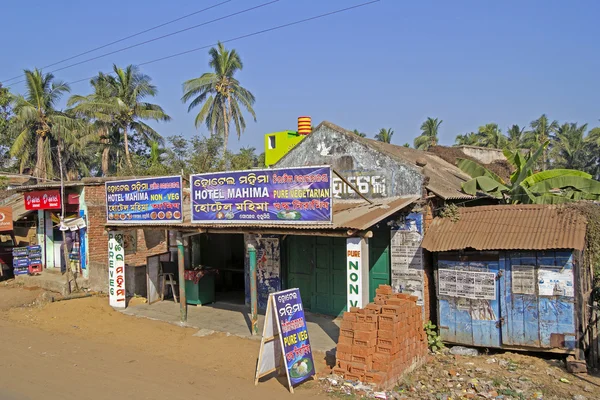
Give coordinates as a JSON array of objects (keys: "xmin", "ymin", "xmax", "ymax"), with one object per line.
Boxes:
[
  {"xmin": 1, "ymin": 0, "xmax": 232, "ymax": 83},
  {"xmin": 5, "ymin": 0, "xmax": 279, "ymax": 87}
]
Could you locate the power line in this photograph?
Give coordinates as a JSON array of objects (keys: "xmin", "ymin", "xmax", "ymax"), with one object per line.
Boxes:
[
  {"xmin": 1, "ymin": 0, "xmax": 232, "ymax": 84},
  {"xmin": 67, "ymin": 0, "xmax": 381, "ymax": 87},
  {"xmin": 6, "ymin": 0, "xmax": 279, "ymax": 88}
]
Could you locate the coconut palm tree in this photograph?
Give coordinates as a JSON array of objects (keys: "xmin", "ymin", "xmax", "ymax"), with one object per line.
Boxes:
[
  {"xmin": 505, "ymin": 124, "xmax": 526, "ymax": 151},
  {"xmin": 455, "ymin": 132, "xmax": 479, "ymax": 146},
  {"xmin": 550, "ymin": 123, "xmax": 589, "ymax": 171},
  {"xmin": 182, "ymin": 42, "xmax": 256, "ymax": 155},
  {"xmin": 476, "ymin": 123, "xmax": 507, "ymax": 149},
  {"xmin": 525, "ymin": 114, "xmax": 558, "ymax": 170},
  {"xmin": 9, "ymin": 69, "xmax": 80, "ymax": 180},
  {"xmin": 70, "ymin": 65, "xmax": 170, "ymax": 170},
  {"xmin": 352, "ymin": 129, "xmax": 366, "ymax": 138},
  {"xmin": 375, "ymin": 128, "xmax": 394, "ymax": 143},
  {"xmin": 414, "ymin": 117, "xmax": 442, "ymax": 150}
]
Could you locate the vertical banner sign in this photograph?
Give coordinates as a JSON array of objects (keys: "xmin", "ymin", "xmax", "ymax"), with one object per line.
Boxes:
[
  {"xmin": 105, "ymin": 176, "xmax": 183, "ymax": 223},
  {"xmin": 108, "ymin": 231, "xmax": 126, "ymax": 308},
  {"xmin": 190, "ymin": 166, "xmax": 332, "ymax": 224},
  {"xmin": 347, "ymin": 237, "xmax": 363, "ymax": 309},
  {"xmin": 255, "ymin": 289, "xmax": 315, "ymax": 393}
]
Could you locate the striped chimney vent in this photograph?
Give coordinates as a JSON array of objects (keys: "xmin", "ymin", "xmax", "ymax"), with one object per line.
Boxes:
[{"xmin": 297, "ymin": 116, "xmax": 311, "ymax": 135}]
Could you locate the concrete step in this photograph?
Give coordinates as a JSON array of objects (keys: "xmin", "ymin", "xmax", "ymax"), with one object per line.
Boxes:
[{"xmin": 15, "ymin": 270, "xmax": 88, "ymax": 296}]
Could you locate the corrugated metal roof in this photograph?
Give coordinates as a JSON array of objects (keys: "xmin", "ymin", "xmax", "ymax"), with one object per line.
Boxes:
[
  {"xmin": 105, "ymin": 196, "xmax": 419, "ymax": 232},
  {"xmin": 1, "ymin": 193, "xmax": 33, "ymax": 221},
  {"xmin": 421, "ymin": 204, "xmax": 587, "ymax": 252}
]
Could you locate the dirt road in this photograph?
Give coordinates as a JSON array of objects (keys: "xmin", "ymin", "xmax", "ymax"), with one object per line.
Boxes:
[{"xmin": 0, "ymin": 284, "xmax": 326, "ymax": 400}]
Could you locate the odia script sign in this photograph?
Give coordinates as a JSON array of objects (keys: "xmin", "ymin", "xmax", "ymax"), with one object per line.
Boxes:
[{"xmin": 108, "ymin": 231, "xmax": 126, "ymax": 308}]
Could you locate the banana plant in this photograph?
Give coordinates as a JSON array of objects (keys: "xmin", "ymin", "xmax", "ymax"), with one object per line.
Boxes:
[{"xmin": 458, "ymin": 141, "xmax": 600, "ymax": 204}]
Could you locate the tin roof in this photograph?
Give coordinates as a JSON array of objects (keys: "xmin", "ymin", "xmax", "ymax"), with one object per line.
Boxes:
[
  {"xmin": 105, "ymin": 195, "xmax": 419, "ymax": 233},
  {"xmin": 421, "ymin": 204, "xmax": 587, "ymax": 252}
]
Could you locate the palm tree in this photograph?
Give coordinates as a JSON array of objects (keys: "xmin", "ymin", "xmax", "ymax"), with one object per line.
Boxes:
[
  {"xmin": 375, "ymin": 128, "xmax": 394, "ymax": 143},
  {"xmin": 476, "ymin": 123, "xmax": 507, "ymax": 149},
  {"xmin": 182, "ymin": 42, "xmax": 256, "ymax": 155},
  {"xmin": 505, "ymin": 124, "xmax": 526, "ymax": 151},
  {"xmin": 9, "ymin": 69, "xmax": 79, "ymax": 180},
  {"xmin": 352, "ymin": 129, "xmax": 366, "ymax": 138},
  {"xmin": 414, "ymin": 117, "xmax": 442, "ymax": 150},
  {"xmin": 551, "ymin": 123, "xmax": 589, "ymax": 170},
  {"xmin": 455, "ymin": 132, "xmax": 479, "ymax": 146},
  {"xmin": 525, "ymin": 114, "xmax": 558, "ymax": 170}
]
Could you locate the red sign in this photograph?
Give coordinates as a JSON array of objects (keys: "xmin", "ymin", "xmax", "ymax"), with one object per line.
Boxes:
[
  {"xmin": 24, "ymin": 190, "xmax": 61, "ymax": 210},
  {"xmin": 0, "ymin": 207, "xmax": 13, "ymax": 231}
]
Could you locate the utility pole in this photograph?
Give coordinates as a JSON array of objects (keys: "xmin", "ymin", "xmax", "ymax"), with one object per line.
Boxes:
[{"xmin": 56, "ymin": 124, "xmax": 77, "ymax": 294}]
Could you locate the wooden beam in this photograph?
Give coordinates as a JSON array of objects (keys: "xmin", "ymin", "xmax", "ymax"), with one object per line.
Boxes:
[{"xmin": 332, "ymin": 169, "xmax": 374, "ymax": 205}]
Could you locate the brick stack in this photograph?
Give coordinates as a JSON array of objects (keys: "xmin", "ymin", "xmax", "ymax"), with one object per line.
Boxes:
[{"xmin": 332, "ymin": 285, "xmax": 428, "ymax": 388}]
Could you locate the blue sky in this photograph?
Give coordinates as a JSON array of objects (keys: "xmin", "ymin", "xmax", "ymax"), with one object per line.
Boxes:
[{"xmin": 2, "ymin": 0, "xmax": 599, "ymax": 152}]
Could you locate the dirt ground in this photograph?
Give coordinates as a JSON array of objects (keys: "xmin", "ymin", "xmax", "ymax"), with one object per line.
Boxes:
[{"xmin": 0, "ymin": 281, "xmax": 327, "ymax": 400}]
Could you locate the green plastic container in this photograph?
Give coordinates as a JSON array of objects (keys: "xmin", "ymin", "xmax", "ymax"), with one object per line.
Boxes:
[{"xmin": 185, "ymin": 273, "xmax": 215, "ymax": 305}]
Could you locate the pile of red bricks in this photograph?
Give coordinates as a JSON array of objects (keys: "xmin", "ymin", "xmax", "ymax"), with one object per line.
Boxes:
[{"xmin": 332, "ymin": 285, "xmax": 429, "ymax": 388}]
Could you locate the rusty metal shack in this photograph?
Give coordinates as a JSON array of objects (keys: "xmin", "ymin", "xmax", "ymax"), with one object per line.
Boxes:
[{"xmin": 421, "ymin": 204, "xmax": 597, "ymax": 362}]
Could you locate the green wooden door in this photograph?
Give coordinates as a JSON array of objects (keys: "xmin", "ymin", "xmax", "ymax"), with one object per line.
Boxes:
[
  {"xmin": 369, "ymin": 230, "xmax": 391, "ymax": 302},
  {"xmin": 286, "ymin": 236, "xmax": 346, "ymax": 316},
  {"xmin": 286, "ymin": 236, "xmax": 313, "ymax": 310}
]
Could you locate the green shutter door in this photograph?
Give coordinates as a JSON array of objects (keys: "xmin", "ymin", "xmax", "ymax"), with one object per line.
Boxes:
[
  {"xmin": 286, "ymin": 235, "xmax": 313, "ymax": 310},
  {"xmin": 286, "ymin": 236, "xmax": 347, "ymax": 316},
  {"xmin": 369, "ymin": 230, "xmax": 391, "ymax": 302}
]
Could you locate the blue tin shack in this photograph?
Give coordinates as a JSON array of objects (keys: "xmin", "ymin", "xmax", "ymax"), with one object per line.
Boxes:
[{"xmin": 421, "ymin": 204, "xmax": 596, "ymax": 361}]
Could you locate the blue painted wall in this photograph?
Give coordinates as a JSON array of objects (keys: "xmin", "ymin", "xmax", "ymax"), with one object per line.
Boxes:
[{"xmin": 437, "ymin": 250, "xmax": 577, "ymax": 351}]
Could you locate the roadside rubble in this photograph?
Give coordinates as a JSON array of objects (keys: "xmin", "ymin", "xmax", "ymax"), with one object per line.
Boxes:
[{"xmin": 320, "ymin": 347, "xmax": 600, "ymax": 400}]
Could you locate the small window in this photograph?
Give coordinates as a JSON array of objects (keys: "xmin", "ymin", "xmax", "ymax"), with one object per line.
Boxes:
[{"xmin": 268, "ymin": 135, "xmax": 276, "ymax": 149}]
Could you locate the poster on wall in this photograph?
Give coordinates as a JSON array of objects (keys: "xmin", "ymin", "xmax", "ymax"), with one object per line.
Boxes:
[
  {"xmin": 245, "ymin": 235, "xmax": 281, "ymax": 309},
  {"xmin": 390, "ymin": 213, "xmax": 425, "ymax": 306},
  {"xmin": 512, "ymin": 265, "xmax": 536, "ymax": 295},
  {"xmin": 105, "ymin": 176, "xmax": 183, "ymax": 224},
  {"xmin": 538, "ymin": 267, "xmax": 574, "ymax": 297},
  {"xmin": 255, "ymin": 289, "xmax": 315, "ymax": 393},
  {"xmin": 107, "ymin": 231, "xmax": 126, "ymax": 308},
  {"xmin": 190, "ymin": 166, "xmax": 332, "ymax": 224},
  {"xmin": 438, "ymin": 268, "xmax": 496, "ymax": 300}
]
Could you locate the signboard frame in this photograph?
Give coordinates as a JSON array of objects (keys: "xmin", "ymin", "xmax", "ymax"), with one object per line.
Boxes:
[
  {"xmin": 255, "ymin": 288, "xmax": 315, "ymax": 393},
  {"xmin": 190, "ymin": 165, "xmax": 333, "ymax": 225},
  {"xmin": 105, "ymin": 175, "xmax": 183, "ymax": 225}
]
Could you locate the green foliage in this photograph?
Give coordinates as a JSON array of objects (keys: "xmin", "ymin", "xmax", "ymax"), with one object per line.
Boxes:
[
  {"xmin": 414, "ymin": 117, "xmax": 441, "ymax": 150},
  {"xmin": 424, "ymin": 321, "xmax": 444, "ymax": 352},
  {"xmin": 352, "ymin": 129, "xmax": 366, "ymax": 138},
  {"xmin": 458, "ymin": 141, "xmax": 600, "ymax": 203},
  {"xmin": 375, "ymin": 127, "xmax": 394, "ymax": 143},
  {"xmin": 0, "ymin": 176, "xmax": 8, "ymax": 190},
  {"xmin": 182, "ymin": 42, "xmax": 256, "ymax": 155},
  {"xmin": 439, "ymin": 203, "xmax": 460, "ymax": 222},
  {"xmin": 563, "ymin": 203, "xmax": 600, "ymax": 289}
]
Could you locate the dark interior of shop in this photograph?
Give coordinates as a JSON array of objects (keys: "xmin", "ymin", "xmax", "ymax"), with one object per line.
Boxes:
[{"xmin": 196, "ymin": 233, "xmax": 246, "ymax": 305}]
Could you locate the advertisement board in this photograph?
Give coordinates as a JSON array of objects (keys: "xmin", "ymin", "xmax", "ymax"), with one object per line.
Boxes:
[
  {"xmin": 255, "ymin": 288, "xmax": 315, "ymax": 392},
  {"xmin": 0, "ymin": 207, "xmax": 13, "ymax": 231},
  {"xmin": 24, "ymin": 190, "xmax": 61, "ymax": 210},
  {"xmin": 107, "ymin": 231, "xmax": 126, "ymax": 308},
  {"xmin": 190, "ymin": 166, "xmax": 332, "ymax": 224},
  {"xmin": 105, "ymin": 176, "xmax": 183, "ymax": 224}
]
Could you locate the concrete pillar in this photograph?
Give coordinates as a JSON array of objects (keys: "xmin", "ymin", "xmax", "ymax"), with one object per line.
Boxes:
[{"xmin": 346, "ymin": 237, "xmax": 369, "ymax": 309}]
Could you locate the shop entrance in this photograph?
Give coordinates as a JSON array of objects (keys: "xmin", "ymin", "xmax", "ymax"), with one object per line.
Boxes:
[{"xmin": 194, "ymin": 233, "xmax": 246, "ymax": 305}]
